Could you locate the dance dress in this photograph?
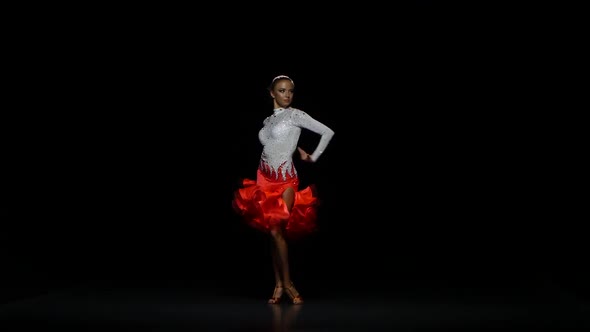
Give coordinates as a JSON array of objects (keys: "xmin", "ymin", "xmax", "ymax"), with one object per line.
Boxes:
[{"xmin": 233, "ymin": 107, "xmax": 334, "ymax": 239}]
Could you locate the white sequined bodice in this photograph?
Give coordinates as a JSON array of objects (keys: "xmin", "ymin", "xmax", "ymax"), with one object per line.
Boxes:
[{"xmin": 258, "ymin": 107, "xmax": 334, "ymax": 181}]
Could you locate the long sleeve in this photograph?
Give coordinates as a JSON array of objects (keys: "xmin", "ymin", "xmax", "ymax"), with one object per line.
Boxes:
[{"xmin": 291, "ymin": 109, "xmax": 335, "ymax": 162}]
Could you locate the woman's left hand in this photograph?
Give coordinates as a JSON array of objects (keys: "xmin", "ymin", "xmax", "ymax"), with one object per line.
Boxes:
[{"xmin": 297, "ymin": 147, "xmax": 313, "ymax": 162}]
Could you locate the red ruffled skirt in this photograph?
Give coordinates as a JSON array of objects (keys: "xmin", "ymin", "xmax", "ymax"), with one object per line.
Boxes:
[{"xmin": 232, "ymin": 168, "xmax": 319, "ymax": 239}]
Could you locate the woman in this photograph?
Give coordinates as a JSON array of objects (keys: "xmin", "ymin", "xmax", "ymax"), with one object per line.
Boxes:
[{"xmin": 232, "ymin": 75, "xmax": 335, "ymax": 304}]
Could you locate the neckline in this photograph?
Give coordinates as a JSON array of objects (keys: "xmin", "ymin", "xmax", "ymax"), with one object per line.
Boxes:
[{"xmin": 273, "ymin": 107, "xmax": 289, "ymax": 115}]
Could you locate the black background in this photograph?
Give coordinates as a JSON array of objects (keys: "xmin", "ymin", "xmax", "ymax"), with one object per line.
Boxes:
[{"xmin": 4, "ymin": 1, "xmax": 586, "ymax": 303}]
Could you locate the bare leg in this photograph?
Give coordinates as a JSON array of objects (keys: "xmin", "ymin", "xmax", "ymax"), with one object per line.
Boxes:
[
  {"xmin": 267, "ymin": 187, "xmax": 303, "ymax": 304},
  {"xmin": 268, "ymin": 240, "xmax": 284, "ymax": 304},
  {"xmin": 271, "ymin": 241, "xmax": 282, "ymax": 286},
  {"xmin": 267, "ymin": 187, "xmax": 296, "ymax": 303}
]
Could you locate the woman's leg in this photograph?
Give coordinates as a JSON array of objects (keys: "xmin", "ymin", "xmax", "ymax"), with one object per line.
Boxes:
[
  {"xmin": 268, "ymin": 187, "xmax": 303, "ymax": 304},
  {"xmin": 268, "ymin": 239, "xmax": 284, "ymax": 303}
]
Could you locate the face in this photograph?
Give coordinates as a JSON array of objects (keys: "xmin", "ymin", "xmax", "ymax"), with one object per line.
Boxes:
[{"xmin": 270, "ymin": 79, "xmax": 294, "ymax": 109}]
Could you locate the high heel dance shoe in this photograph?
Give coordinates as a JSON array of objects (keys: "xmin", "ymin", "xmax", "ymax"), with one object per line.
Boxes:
[
  {"xmin": 284, "ymin": 282, "xmax": 304, "ymax": 305},
  {"xmin": 268, "ymin": 285, "xmax": 284, "ymax": 304}
]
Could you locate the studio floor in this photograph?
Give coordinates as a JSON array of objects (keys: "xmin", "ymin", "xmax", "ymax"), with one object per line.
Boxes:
[{"xmin": 1, "ymin": 279, "xmax": 588, "ymax": 331}]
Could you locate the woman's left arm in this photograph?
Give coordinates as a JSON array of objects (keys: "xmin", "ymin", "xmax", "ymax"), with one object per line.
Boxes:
[{"xmin": 292, "ymin": 110, "xmax": 335, "ymax": 162}]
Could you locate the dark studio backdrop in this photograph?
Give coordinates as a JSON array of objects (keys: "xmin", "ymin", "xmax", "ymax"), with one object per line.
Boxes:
[{"xmin": 4, "ymin": 2, "xmax": 586, "ymax": 303}]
